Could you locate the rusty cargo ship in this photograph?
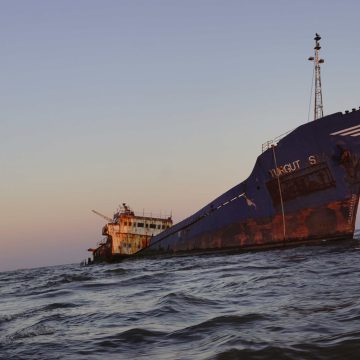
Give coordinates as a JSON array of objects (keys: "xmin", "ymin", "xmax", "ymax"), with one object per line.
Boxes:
[{"xmin": 88, "ymin": 34, "xmax": 360, "ymax": 263}]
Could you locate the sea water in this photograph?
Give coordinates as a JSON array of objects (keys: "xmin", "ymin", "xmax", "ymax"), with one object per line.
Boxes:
[{"xmin": 1, "ymin": 241, "xmax": 360, "ymax": 360}]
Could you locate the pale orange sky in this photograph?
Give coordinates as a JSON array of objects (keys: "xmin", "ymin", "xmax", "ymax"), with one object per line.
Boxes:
[{"xmin": 1, "ymin": 0, "xmax": 360, "ymax": 272}]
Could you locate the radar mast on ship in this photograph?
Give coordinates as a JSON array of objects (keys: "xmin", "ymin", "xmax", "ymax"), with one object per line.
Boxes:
[{"xmin": 308, "ymin": 33, "xmax": 325, "ymax": 120}]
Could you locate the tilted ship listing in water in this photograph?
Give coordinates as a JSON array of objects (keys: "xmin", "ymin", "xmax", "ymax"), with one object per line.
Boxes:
[{"xmin": 87, "ymin": 34, "xmax": 360, "ymax": 264}]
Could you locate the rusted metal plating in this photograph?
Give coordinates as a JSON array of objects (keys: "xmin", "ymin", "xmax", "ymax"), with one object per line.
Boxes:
[{"xmin": 90, "ymin": 205, "xmax": 172, "ymax": 261}]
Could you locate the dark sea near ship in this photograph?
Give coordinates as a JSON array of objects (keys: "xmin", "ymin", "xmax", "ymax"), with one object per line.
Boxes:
[{"xmin": 1, "ymin": 240, "xmax": 360, "ymax": 360}]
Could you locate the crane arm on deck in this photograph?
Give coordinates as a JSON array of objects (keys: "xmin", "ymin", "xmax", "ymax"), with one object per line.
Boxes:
[{"xmin": 91, "ymin": 209, "xmax": 113, "ymax": 222}]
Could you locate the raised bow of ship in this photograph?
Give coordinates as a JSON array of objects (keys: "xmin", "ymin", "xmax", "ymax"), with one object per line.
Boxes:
[{"xmin": 86, "ymin": 34, "xmax": 360, "ymax": 264}]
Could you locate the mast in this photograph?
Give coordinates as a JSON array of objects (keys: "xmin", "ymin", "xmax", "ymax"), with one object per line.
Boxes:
[{"xmin": 308, "ymin": 33, "xmax": 325, "ymax": 120}]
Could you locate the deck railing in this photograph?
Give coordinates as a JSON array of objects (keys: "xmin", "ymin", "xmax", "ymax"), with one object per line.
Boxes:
[{"xmin": 261, "ymin": 129, "xmax": 293, "ymax": 152}]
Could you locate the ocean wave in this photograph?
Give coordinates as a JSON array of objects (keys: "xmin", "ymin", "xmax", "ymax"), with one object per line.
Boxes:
[
  {"xmin": 8, "ymin": 322, "xmax": 55, "ymax": 341},
  {"xmin": 28, "ymin": 289, "xmax": 74, "ymax": 299},
  {"xmin": 44, "ymin": 274, "xmax": 94, "ymax": 288},
  {"xmin": 170, "ymin": 314, "xmax": 269, "ymax": 340},
  {"xmin": 95, "ymin": 328, "xmax": 166, "ymax": 347},
  {"xmin": 6, "ymin": 272, "xmax": 94, "ymax": 298},
  {"xmin": 0, "ymin": 314, "xmax": 16, "ymax": 325},
  {"xmin": 1, "ymin": 244, "xmax": 360, "ymax": 360},
  {"xmin": 118, "ymin": 271, "xmax": 173, "ymax": 286},
  {"xmin": 42, "ymin": 302, "xmax": 80, "ymax": 311},
  {"xmin": 209, "ymin": 338, "xmax": 360, "ymax": 360},
  {"xmin": 159, "ymin": 291, "xmax": 220, "ymax": 308},
  {"xmin": 0, "ymin": 302, "xmax": 79, "ymax": 328},
  {"xmin": 103, "ymin": 267, "xmax": 129, "ymax": 275},
  {"xmin": 209, "ymin": 346, "xmax": 298, "ymax": 360}
]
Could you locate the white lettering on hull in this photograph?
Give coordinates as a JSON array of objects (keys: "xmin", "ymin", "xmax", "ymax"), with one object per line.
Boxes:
[{"xmin": 269, "ymin": 155, "xmax": 318, "ymax": 178}]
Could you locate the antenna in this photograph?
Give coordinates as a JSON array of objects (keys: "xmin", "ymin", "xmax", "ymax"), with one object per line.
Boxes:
[{"xmin": 308, "ymin": 33, "xmax": 325, "ymax": 120}]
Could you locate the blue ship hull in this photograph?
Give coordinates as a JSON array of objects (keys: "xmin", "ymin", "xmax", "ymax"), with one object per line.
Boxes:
[{"xmin": 143, "ymin": 110, "xmax": 360, "ymax": 255}]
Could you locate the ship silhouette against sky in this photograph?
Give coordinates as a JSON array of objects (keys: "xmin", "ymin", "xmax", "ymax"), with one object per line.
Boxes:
[{"xmin": 88, "ymin": 34, "xmax": 360, "ymax": 263}]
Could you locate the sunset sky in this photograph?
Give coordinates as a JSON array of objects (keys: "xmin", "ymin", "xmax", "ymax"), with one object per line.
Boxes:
[{"xmin": 1, "ymin": 0, "xmax": 360, "ymax": 272}]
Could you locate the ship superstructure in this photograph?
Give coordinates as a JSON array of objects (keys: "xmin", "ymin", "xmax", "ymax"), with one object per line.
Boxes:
[{"xmin": 89, "ymin": 204, "xmax": 172, "ymax": 262}]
